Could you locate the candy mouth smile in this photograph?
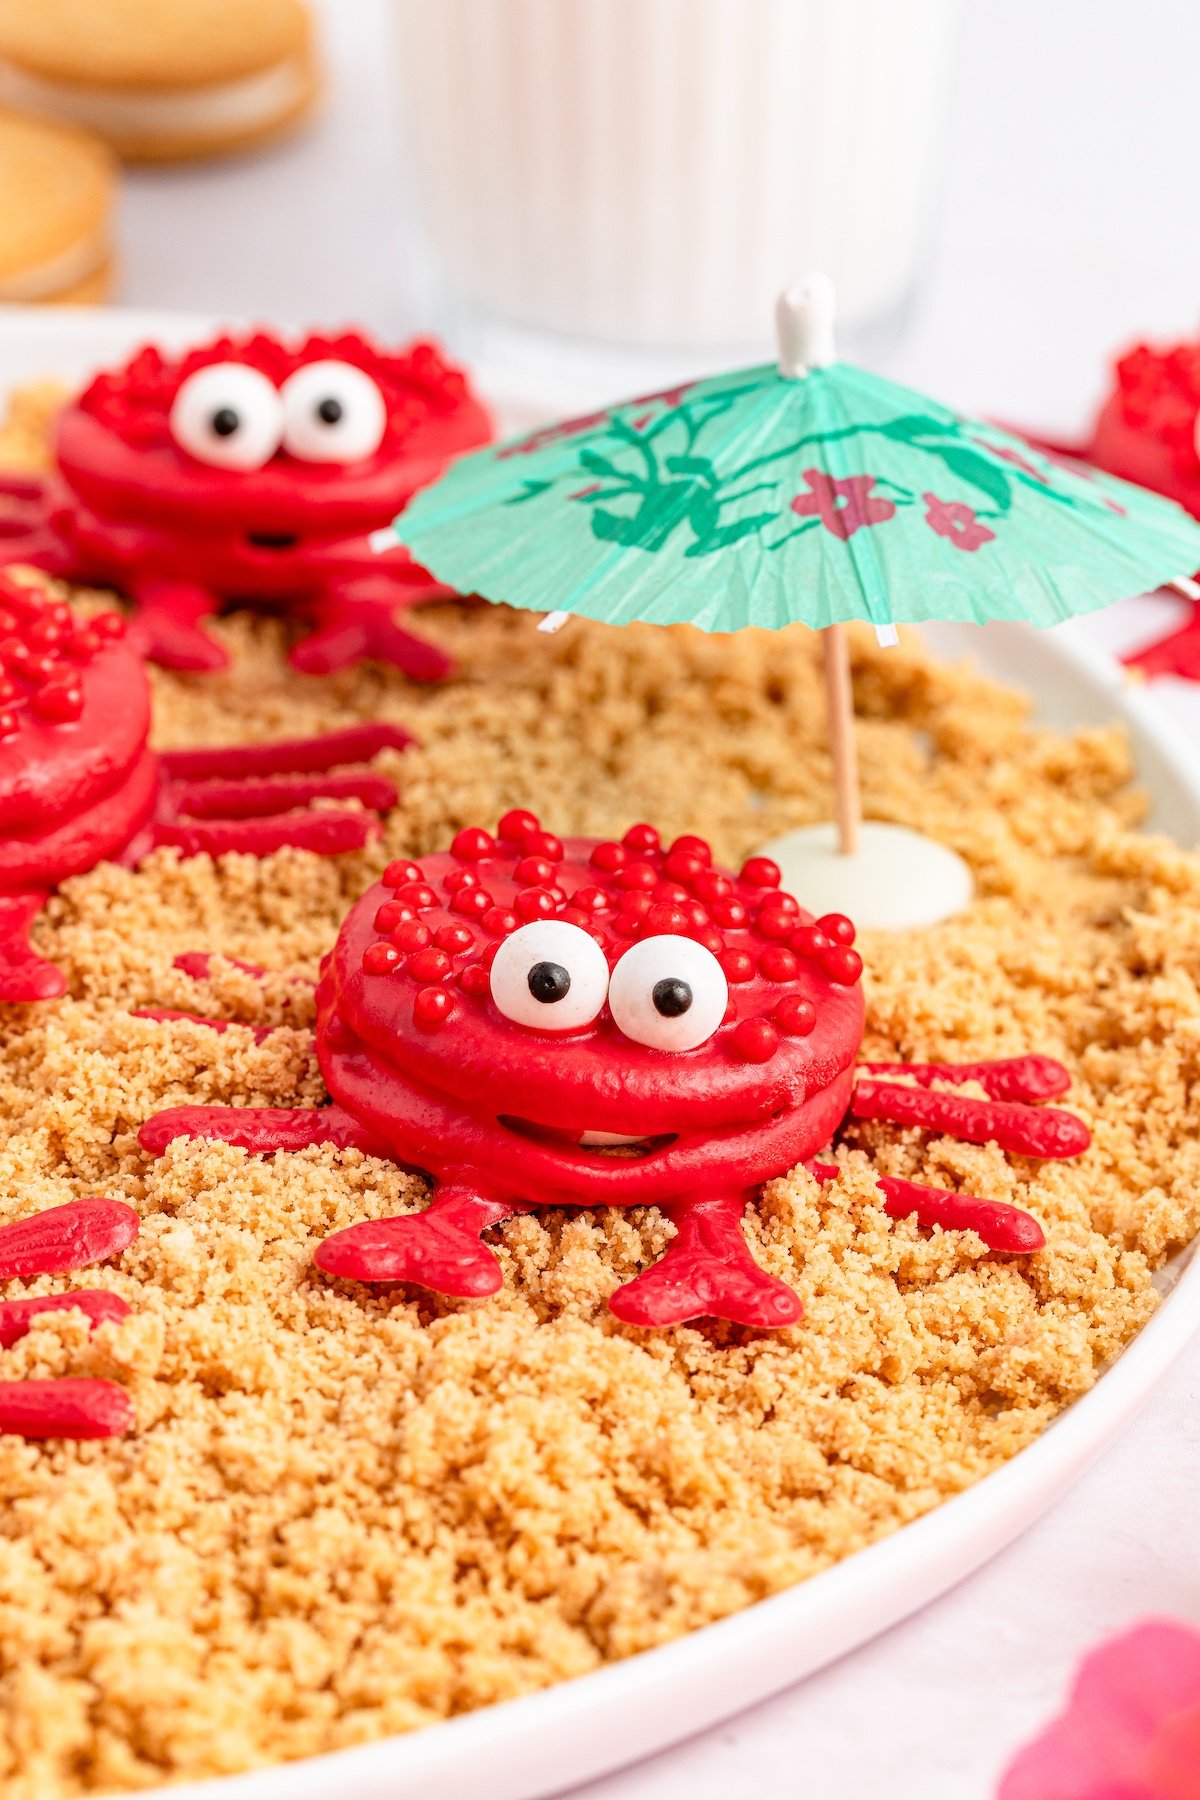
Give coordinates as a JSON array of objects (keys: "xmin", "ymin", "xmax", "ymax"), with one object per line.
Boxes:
[
  {"xmin": 246, "ymin": 530, "xmax": 300, "ymax": 550},
  {"xmin": 498, "ymin": 1117, "xmax": 677, "ymax": 1160}
]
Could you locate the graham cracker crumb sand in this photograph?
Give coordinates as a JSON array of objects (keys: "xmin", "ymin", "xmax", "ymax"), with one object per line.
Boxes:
[{"xmin": 1, "ymin": 575, "xmax": 1199, "ymax": 1789}]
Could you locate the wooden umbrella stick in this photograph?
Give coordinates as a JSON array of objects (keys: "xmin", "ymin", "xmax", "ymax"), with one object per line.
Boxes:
[{"xmin": 821, "ymin": 623, "xmax": 862, "ymax": 856}]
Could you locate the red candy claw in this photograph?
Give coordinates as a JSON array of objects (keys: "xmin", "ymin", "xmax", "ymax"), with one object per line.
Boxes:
[
  {"xmin": 0, "ymin": 891, "xmax": 65, "ymax": 1003},
  {"xmin": 850, "ymin": 1080, "xmax": 1091, "ymax": 1160},
  {"xmin": 859, "ymin": 1055, "xmax": 1073, "ymax": 1104},
  {"xmin": 173, "ymin": 953, "xmax": 267, "ymax": 982},
  {"xmin": 809, "ymin": 1162, "xmax": 1045, "ymax": 1253},
  {"xmin": 0, "ymin": 1289, "xmax": 130, "ymax": 1349},
  {"xmin": 0, "ymin": 1198, "xmax": 139, "ymax": 1279},
  {"xmin": 608, "ymin": 1194, "xmax": 804, "ymax": 1330},
  {"xmin": 0, "ymin": 1378, "xmax": 134, "ymax": 1440},
  {"xmin": 286, "ymin": 573, "xmax": 460, "ymax": 682},
  {"xmin": 314, "ymin": 1186, "xmax": 524, "ymax": 1296}
]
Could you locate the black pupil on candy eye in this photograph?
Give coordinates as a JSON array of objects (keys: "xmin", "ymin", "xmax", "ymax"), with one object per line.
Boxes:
[
  {"xmin": 528, "ymin": 961, "xmax": 571, "ymax": 1004},
  {"xmin": 317, "ymin": 397, "xmax": 343, "ymax": 424},
  {"xmin": 212, "ymin": 408, "xmax": 240, "ymax": 437},
  {"xmin": 652, "ymin": 978, "xmax": 693, "ymax": 1017}
]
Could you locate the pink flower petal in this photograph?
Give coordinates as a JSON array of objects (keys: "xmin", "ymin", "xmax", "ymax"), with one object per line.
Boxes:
[{"xmin": 999, "ymin": 1622, "xmax": 1200, "ymax": 1800}]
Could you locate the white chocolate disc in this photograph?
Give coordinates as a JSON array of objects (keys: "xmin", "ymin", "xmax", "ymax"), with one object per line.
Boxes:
[{"xmin": 754, "ymin": 821, "xmax": 974, "ymax": 932}]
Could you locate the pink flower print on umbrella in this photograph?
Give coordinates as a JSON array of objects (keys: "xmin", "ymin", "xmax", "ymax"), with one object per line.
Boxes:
[
  {"xmin": 791, "ymin": 468, "xmax": 896, "ymax": 540},
  {"xmin": 997, "ymin": 1618, "xmax": 1200, "ymax": 1800},
  {"xmin": 923, "ymin": 491, "xmax": 997, "ymax": 551}
]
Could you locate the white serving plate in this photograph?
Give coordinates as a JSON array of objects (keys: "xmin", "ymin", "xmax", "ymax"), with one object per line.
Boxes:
[{"xmin": 1, "ymin": 308, "xmax": 1198, "ymax": 1800}]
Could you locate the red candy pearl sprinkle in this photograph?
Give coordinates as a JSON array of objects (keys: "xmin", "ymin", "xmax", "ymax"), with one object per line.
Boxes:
[
  {"xmin": 818, "ymin": 913, "xmax": 857, "ymax": 946},
  {"xmin": 392, "ymin": 918, "xmax": 432, "ymax": 952},
  {"xmin": 413, "ymin": 987, "xmax": 454, "ymax": 1030},
  {"xmin": 362, "ymin": 941, "xmax": 402, "ymax": 974},
  {"xmin": 383, "ymin": 859, "xmax": 425, "ymax": 888},
  {"xmin": 718, "ymin": 948, "xmax": 756, "ymax": 984},
  {"xmin": 759, "ymin": 946, "xmax": 799, "ymax": 983},
  {"xmin": 775, "ymin": 995, "xmax": 816, "ymax": 1036},
  {"xmin": 739, "ymin": 856, "xmax": 781, "ymax": 888},
  {"xmin": 731, "ymin": 1018, "xmax": 780, "ymax": 1062},
  {"xmin": 669, "ymin": 834, "xmax": 712, "ymax": 865},
  {"xmin": 590, "ymin": 842, "xmax": 626, "ymax": 872},
  {"xmin": 451, "ymin": 826, "xmax": 496, "ymax": 861},
  {"xmin": 407, "ymin": 948, "xmax": 452, "ymax": 982},
  {"xmin": 623, "ymin": 823, "xmax": 661, "ymax": 854},
  {"xmin": 497, "ymin": 808, "xmax": 541, "ymax": 844},
  {"xmin": 822, "ymin": 946, "xmax": 864, "ymax": 986}
]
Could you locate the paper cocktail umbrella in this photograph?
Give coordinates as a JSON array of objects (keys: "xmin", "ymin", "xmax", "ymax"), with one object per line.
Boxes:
[{"xmin": 384, "ymin": 279, "xmax": 1200, "ymax": 927}]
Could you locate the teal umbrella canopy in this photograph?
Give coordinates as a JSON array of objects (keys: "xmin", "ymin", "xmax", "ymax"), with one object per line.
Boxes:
[{"xmin": 391, "ymin": 357, "xmax": 1200, "ymax": 636}]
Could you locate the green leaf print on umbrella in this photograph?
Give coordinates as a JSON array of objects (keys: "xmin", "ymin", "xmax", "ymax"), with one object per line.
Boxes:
[{"xmin": 387, "ymin": 279, "xmax": 1200, "ymax": 928}]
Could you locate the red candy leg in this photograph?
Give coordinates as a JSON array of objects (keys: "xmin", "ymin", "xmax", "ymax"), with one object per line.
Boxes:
[
  {"xmin": 608, "ymin": 1193, "xmax": 803, "ymax": 1329},
  {"xmin": 0, "ymin": 1199, "xmax": 139, "ymax": 1279},
  {"xmin": 289, "ymin": 572, "xmax": 456, "ymax": 681},
  {"xmin": 859, "ymin": 1056, "xmax": 1072, "ymax": 1103},
  {"xmin": 0, "ymin": 1378, "xmax": 134, "ymax": 1439},
  {"xmin": 151, "ymin": 809, "xmax": 378, "ymax": 859},
  {"xmin": 158, "ymin": 724, "xmax": 415, "ymax": 783},
  {"xmin": 850, "ymin": 1080, "xmax": 1091, "ymax": 1160},
  {"xmin": 314, "ymin": 1184, "xmax": 526, "ymax": 1297},
  {"xmin": 127, "ymin": 576, "xmax": 228, "ymax": 672},
  {"xmin": 808, "ymin": 1161, "xmax": 1045, "ymax": 1253},
  {"xmin": 131, "ymin": 1009, "xmax": 278, "ymax": 1044},
  {"xmin": 0, "ymin": 1289, "xmax": 130, "ymax": 1348},
  {"xmin": 0, "ymin": 891, "xmax": 66, "ymax": 1003},
  {"xmin": 1122, "ymin": 607, "xmax": 1200, "ymax": 683},
  {"xmin": 150, "ymin": 724, "xmax": 415, "ymax": 860},
  {"xmin": 138, "ymin": 1102, "xmax": 379, "ymax": 1158}
]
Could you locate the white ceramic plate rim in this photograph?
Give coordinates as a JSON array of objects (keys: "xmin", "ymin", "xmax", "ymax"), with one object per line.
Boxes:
[{"xmin": 0, "ymin": 309, "xmax": 1196, "ymax": 1800}]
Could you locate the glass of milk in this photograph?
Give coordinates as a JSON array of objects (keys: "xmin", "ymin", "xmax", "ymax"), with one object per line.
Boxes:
[{"xmin": 392, "ymin": 0, "xmax": 959, "ymax": 388}]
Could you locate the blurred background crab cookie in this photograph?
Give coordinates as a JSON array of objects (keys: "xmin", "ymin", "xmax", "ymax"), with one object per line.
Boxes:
[
  {"xmin": 0, "ymin": 106, "xmax": 114, "ymax": 303},
  {"xmin": 0, "ymin": 0, "xmax": 320, "ymax": 164}
]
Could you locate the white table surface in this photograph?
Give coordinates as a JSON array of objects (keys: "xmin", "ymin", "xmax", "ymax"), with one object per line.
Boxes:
[{"xmin": 109, "ymin": 2, "xmax": 1200, "ymax": 1792}]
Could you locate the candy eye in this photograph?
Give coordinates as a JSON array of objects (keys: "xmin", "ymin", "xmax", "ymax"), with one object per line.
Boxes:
[
  {"xmin": 608, "ymin": 935, "xmax": 728, "ymax": 1052},
  {"xmin": 169, "ymin": 363, "xmax": 284, "ymax": 470},
  {"xmin": 280, "ymin": 360, "xmax": 387, "ymax": 462},
  {"xmin": 489, "ymin": 920, "xmax": 609, "ymax": 1032}
]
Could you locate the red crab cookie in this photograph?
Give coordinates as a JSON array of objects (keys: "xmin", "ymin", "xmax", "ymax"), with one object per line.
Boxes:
[
  {"xmin": 0, "ymin": 574, "xmax": 414, "ymax": 1002},
  {"xmin": 0, "ymin": 330, "xmax": 491, "ymax": 679},
  {"xmin": 139, "ymin": 814, "xmax": 1091, "ymax": 1332}
]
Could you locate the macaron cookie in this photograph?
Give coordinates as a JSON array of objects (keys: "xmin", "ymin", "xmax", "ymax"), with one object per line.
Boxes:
[
  {"xmin": 0, "ymin": 0, "xmax": 320, "ymax": 163},
  {"xmin": 0, "ymin": 108, "xmax": 115, "ymax": 304}
]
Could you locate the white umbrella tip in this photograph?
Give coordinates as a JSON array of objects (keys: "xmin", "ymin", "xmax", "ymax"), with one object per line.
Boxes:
[{"xmin": 776, "ymin": 275, "xmax": 837, "ymax": 378}]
